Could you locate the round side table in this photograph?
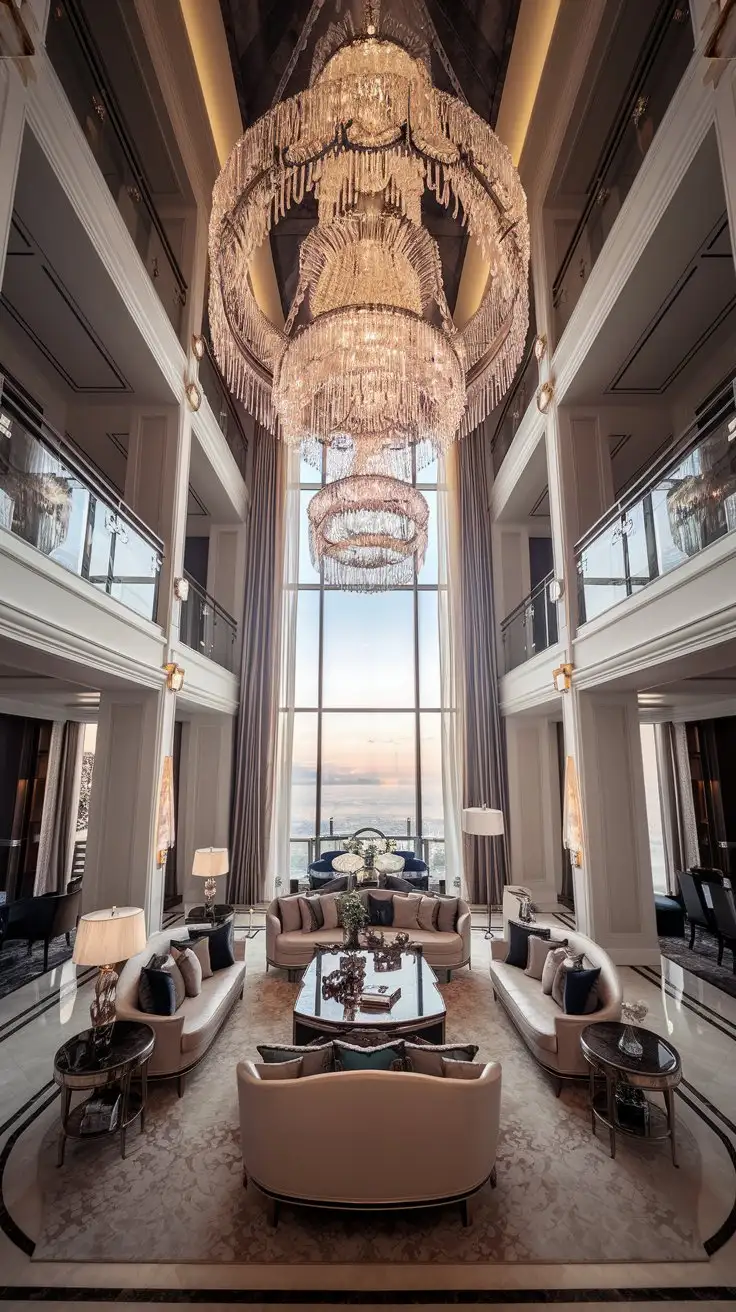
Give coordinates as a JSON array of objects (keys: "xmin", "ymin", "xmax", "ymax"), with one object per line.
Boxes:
[
  {"xmin": 53, "ymin": 1020, "xmax": 155, "ymax": 1165},
  {"xmin": 185, "ymin": 903, "xmax": 234, "ymax": 927},
  {"xmin": 580, "ymin": 1021, "xmax": 682, "ymax": 1165}
]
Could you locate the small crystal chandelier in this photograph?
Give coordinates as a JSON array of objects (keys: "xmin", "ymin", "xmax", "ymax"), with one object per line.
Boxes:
[
  {"xmin": 308, "ymin": 474, "xmax": 428, "ymax": 591},
  {"xmin": 208, "ymin": 5, "xmax": 529, "ymax": 464}
]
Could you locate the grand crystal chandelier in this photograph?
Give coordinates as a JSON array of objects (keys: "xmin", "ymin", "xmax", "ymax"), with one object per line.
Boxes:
[
  {"xmin": 308, "ymin": 473, "xmax": 428, "ymax": 590},
  {"xmin": 209, "ymin": 1, "xmax": 529, "ymax": 587}
]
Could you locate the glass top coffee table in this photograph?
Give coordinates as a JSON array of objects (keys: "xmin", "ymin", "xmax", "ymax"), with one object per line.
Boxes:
[{"xmin": 293, "ymin": 947, "xmax": 446, "ymax": 1045}]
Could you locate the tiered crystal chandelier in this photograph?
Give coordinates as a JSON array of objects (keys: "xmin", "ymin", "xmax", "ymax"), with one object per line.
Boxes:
[{"xmin": 209, "ymin": 3, "xmax": 529, "ymax": 588}]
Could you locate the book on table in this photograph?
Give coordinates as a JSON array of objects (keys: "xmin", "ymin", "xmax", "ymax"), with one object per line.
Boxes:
[
  {"xmin": 79, "ymin": 1088, "xmax": 121, "ymax": 1134},
  {"xmin": 359, "ymin": 985, "xmax": 401, "ymax": 1009}
]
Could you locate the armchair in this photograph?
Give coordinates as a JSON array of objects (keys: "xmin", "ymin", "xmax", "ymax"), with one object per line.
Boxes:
[{"xmin": 0, "ymin": 888, "xmax": 81, "ymax": 972}]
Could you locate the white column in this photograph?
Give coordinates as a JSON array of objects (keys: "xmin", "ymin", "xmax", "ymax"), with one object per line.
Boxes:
[
  {"xmin": 206, "ymin": 522, "xmax": 247, "ymax": 662},
  {"xmin": 125, "ymin": 403, "xmax": 192, "ymax": 634},
  {"xmin": 177, "ymin": 715, "xmax": 234, "ymax": 907},
  {"xmin": 84, "ymin": 685, "xmax": 176, "ymax": 934},
  {"xmin": 570, "ymin": 688, "xmax": 659, "ymax": 964},
  {"xmin": 0, "ymin": 64, "xmax": 26, "ymax": 291},
  {"xmin": 506, "ymin": 716, "xmax": 562, "ymax": 910}
]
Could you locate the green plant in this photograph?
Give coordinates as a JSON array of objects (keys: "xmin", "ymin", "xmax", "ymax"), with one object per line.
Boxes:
[{"xmin": 338, "ymin": 890, "xmax": 368, "ymax": 937}]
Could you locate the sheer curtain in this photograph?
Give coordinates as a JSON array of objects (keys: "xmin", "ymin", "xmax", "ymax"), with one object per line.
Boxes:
[
  {"xmin": 266, "ymin": 445, "xmax": 301, "ymax": 899},
  {"xmin": 437, "ymin": 447, "xmax": 465, "ymax": 896}
]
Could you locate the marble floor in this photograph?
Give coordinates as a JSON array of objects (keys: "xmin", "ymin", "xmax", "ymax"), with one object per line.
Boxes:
[{"xmin": 0, "ymin": 908, "xmax": 735, "ymax": 1305}]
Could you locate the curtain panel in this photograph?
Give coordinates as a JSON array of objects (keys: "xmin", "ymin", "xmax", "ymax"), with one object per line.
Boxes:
[
  {"xmin": 35, "ymin": 720, "xmax": 83, "ymax": 896},
  {"xmin": 229, "ymin": 428, "xmax": 287, "ymax": 906},
  {"xmin": 457, "ymin": 424, "xmax": 510, "ymax": 905}
]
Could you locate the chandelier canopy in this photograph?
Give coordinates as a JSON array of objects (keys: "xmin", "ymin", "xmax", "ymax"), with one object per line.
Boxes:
[{"xmin": 208, "ymin": 7, "xmax": 529, "ymax": 468}]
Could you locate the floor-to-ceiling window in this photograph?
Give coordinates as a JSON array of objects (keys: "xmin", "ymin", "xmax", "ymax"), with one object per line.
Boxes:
[{"xmin": 290, "ymin": 450, "xmax": 446, "ymax": 882}]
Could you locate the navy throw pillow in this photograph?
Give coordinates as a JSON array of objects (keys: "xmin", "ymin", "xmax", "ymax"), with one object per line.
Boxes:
[
  {"xmin": 189, "ymin": 920, "xmax": 234, "ymax": 971},
  {"xmin": 138, "ymin": 959, "xmax": 177, "ymax": 1015},
  {"xmin": 506, "ymin": 920, "xmax": 551, "ymax": 968},
  {"xmin": 368, "ymin": 893, "xmax": 394, "ymax": 927},
  {"xmin": 563, "ymin": 965, "xmax": 601, "ymax": 1015},
  {"xmin": 334, "ymin": 1040, "xmax": 405, "ymax": 1071}
]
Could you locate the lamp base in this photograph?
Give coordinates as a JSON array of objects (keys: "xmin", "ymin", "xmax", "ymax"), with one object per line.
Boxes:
[
  {"xmin": 90, "ymin": 964, "xmax": 118, "ymax": 1056},
  {"xmin": 203, "ymin": 877, "xmax": 217, "ymax": 918}
]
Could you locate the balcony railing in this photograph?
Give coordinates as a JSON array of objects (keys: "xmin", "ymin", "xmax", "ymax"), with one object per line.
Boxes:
[
  {"xmin": 198, "ymin": 337, "xmax": 249, "ymax": 479},
  {"xmin": 576, "ymin": 379, "xmax": 736, "ymax": 625},
  {"xmin": 551, "ymin": 0, "xmax": 692, "ymax": 337},
  {"xmin": 491, "ymin": 337, "xmax": 538, "ymax": 477},
  {"xmin": 46, "ymin": 0, "xmax": 188, "ymax": 337},
  {"xmin": 500, "ymin": 570, "xmax": 559, "ymax": 673},
  {"xmin": 179, "ymin": 571, "xmax": 238, "ymax": 672},
  {"xmin": 0, "ymin": 375, "xmax": 163, "ymax": 622}
]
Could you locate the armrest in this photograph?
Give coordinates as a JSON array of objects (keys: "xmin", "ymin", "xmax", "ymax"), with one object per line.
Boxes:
[
  {"xmin": 115, "ymin": 999, "xmax": 185, "ymax": 1076},
  {"xmin": 490, "ymin": 938, "xmax": 509, "ymax": 962},
  {"xmin": 234, "ymin": 935, "xmax": 246, "ymax": 962},
  {"xmin": 455, "ymin": 909, "xmax": 471, "ymax": 955},
  {"xmin": 266, "ymin": 912, "xmax": 281, "ymax": 960}
]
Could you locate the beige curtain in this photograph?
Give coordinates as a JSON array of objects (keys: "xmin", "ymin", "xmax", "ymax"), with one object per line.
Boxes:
[
  {"xmin": 457, "ymin": 425, "xmax": 510, "ymax": 905},
  {"xmin": 229, "ymin": 428, "xmax": 287, "ymax": 905},
  {"xmin": 35, "ymin": 720, "xmax": 83, "ymax": 895}
]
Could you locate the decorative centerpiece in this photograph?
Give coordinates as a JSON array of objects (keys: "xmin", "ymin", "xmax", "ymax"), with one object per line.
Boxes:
[
  {"xmin": 338, "ymin": 889, "xmax": 368, "ymax": 950},
  {"xmin": 618, "ymin": 1000, "xmax": 648, "ymax": 1058},
  {"xmin": 321, "ymin": 950, "xmax": 367, "ymax": 1008},
  {"xmin": 344, "ymin": 827, "xmax": 397, "ymax": 880},
  {"xmin": 362, "ymin": 927, "xmax": 411, "ymax": 970}
]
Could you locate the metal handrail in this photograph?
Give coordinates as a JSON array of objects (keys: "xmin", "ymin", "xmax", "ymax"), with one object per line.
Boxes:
[
  {"xmin": 490, "ymin": 335, "xmax": 536, "ymax": 453},
  {"xmin": 200, "ymin": 335, "xmax": 249, "ymax": 464},
  {"xmin": 51, "ymin": 0, "xmax": 187, "ymax": 306},
  {"xmin": 182, "ymin": 569, "xmax": 237, "ymax": 630},
  {"xmin": 500, "ymin": 569, "xmax": 555, "ymax": 630},
  {"xmin": 574, "ymin": 377, "xmax": 736, "ymax": 556},
  {"xmin": 0, "ymin": 372, "xmax": 164, "ymax": 553}
]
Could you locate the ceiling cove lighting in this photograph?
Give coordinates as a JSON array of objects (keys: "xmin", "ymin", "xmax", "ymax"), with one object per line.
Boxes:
[{"xmin": 208, "ymin": 6, "xmax": 529, "ymax": 470}]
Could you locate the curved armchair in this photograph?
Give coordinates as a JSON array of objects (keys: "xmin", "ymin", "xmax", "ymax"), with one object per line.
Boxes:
[{"xmin": 0, "ymin": 889, "xmax": 81, "ymax": 972}]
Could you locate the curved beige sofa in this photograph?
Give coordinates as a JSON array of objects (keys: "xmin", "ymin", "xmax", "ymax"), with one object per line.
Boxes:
[
  {"xmin": 489, "ymin": 926, "xmax": 622, "ymax": 1079},
  {"xmin": 266, "ymin": 889, "xmax": 471, "ymax": 979},
  {"xmin": 116, "ymin": 928, "xmax": 246, "ymax": 1090},
  {"xmin": 237, "ymin": 1058, "xmax": 501, "ymax": 1223}
]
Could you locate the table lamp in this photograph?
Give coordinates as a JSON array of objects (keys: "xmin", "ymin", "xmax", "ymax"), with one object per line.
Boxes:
[
  {"xmin": 192, "ymin": 846, "xmax": 229, "ymax": 918},
  {"xmin": 461, "ymin": 806, "xmax": 505, "ymax": 939},
  {"xmin": 73, "ymin": 906, "xmax": 146, "ymax": 1052}
]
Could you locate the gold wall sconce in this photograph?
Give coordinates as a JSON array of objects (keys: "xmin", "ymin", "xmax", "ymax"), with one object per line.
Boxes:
[
  {"xmin": 536, "ymin": 380, "xmax": 555, "ymax": 413},
  {"xmin": 191, "ymin": 334, "xmax": 205, "ymax": 360},
  {"xmin": 163, "ymin": 662, "xmax": 185, "ymax": 692},
  {"xmin": 534, "ymin": 333, "xmax": 547, "ymax": 362},
  {"xmin": 185, "ymin": 381, "xmax": 202, "ymax": 411},
  {"xmin": 552, "ymin": 662, "xmax": 573, "ymax": 693}
]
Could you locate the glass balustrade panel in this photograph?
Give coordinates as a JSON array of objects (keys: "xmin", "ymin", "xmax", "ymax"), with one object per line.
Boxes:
[{"xmin": 577, "ymin": 521, "xmax": 628, "ymax": 624}]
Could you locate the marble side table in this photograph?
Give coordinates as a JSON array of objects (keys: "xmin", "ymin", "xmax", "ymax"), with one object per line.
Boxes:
[
  {"xmin": 580, "ymin": 1021, "xmax": 682, "ymax": 1165},
  {"xmin": 53, "ymin": 1020, "xmax": 154, "ymax": 1165}
]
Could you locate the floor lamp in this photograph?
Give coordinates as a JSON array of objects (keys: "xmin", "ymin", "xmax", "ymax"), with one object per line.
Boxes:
[{"xmin": 461, "ymin": 807, "xmax": 505, "ymax": 939}]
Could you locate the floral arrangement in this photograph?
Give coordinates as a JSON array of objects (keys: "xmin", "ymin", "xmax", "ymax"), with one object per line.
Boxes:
[
  {"xmin": 338, "ymin": 890, "xmax": 368, "ymax": 946},
  {"xmin": 344, "ymin": 835, "xmax": 397, "ymax": 863}
]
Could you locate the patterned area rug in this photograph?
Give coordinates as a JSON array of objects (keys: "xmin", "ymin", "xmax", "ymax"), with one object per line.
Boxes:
[
  {"xmin": 660, "ymin": 928, "xmax": 736, "ymax": 999},
  {"xmin": 33, "ymin": 934, "xmax": 705, "ymax": 1265},
  {"xmin": 0, "ymin": 930, "xmax": 75, "ymax": 1000}
]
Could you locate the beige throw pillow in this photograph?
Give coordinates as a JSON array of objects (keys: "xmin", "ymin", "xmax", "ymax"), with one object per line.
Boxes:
[
  {"xmin": 254, "ymin": 1057, "xmax": 303, "ymax": 1080},
  {"xmin": 417, "ymin": 895, "xmax": 440, "ymax": 932},
  {"xmin": 278, "ymin": 896, "xmax": 302, "ymax": 933},
  {"xmin": 441, "ymin": 1056, "xmax": 483, "ymax": 1079},
  {"xmin": 170, "ymin": 945, "xmax": 202, "ymax": 997},
  {"xmin": 525, "ymin": 935, "xmax": 556, "ymax": 981},
  {"xmin": 540, "ymin": 944, "xmax": 567, "ymax": 995},
  {"xmin": 392, "ymin": 893, "xmax": 422, "ymax": 930},
  {"xmin": 320, "ymin": 893, "xmax": 340, "ymax": 931}
]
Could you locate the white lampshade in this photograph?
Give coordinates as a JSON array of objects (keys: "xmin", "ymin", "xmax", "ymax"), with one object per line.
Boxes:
[
  {"xmin": 192, "ymin": 847, "xmax": 229, "ymax": 878},
  {"xmin": 461, "ymin": 807, "xmax": 504, "ymax": 837},
  {"xmin": 73, "ymin": 907, "xmax": 146, "ymax": 967}
]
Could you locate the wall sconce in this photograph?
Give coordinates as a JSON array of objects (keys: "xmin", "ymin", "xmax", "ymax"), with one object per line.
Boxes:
[
  {"xmin": 185, "ymin": 381, "xmax": 202, "ymax": 411},
  {"xmin": 552, "ymin": 662, "xmax": 573, "ymax": 693},
  {"xmin": 533, "ymin": 333, "xmax": 547, "ymax": 362},
  {"xmin": 163, "ymin": 662, "xmax": 185, "ymax": 692},
  {"xmin": 548, "ymin": 577, "xmax": 564, "ymax": 604},
  {"xmin": 191, "ymin": 334, "xmax": 205, "ymax": 360},
  {"xmin": 173, "ymin": 576, "xmax": 190, "ymax": 602},
  {"xmin": 563, "ymin": 755, "xmax": 583, "ymax": 868},
  {"xmin": 536, "ymin": 380, "xmax": 555, "ymax": 413}
]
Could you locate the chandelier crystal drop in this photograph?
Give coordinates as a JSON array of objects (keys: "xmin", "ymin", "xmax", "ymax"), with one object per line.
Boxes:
[
  {"xmin": 208, "ymin": 8, "xmax": 530, "ymax": 461},
  {"xmin": 308, "ymin": 474, "xmax": 429, "ymax": 591}
]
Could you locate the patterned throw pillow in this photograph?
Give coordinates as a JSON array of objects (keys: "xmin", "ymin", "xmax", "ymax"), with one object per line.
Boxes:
[
  {"xmin": 436, "ymin": 896, "xmax": 459, "ymax": 934},
  {"xmin": 254, "ymin": 1057, "xmax": 303, "ymax": 1080},
  {"xmin": 540, "ymin": 944, "xmax": 567, "ymax": 995},
  {"xmin": 170, "ymin": 945, "xmax": 202, "ymax": 997},
  {"xmin": 524, "ymin": 935, "xmax": 556, "ymax": 980},
  {"xmin": 334, "ymin": 1038, "xmax": 406, "ymax": 1071},
  {"xmin": 392, "ymin": 893, "xmax": 422, "ymax": 930},
  {"xmin": 417, "ymin": 895, "xmax": 440, "ymax": 932},
  {"xmin": 171, "ymin": 935, "xmax": 213, "ymax": 979},
  {"xmin": 506, "ymin": 920, "xmax": 551, "ymax": 968},
  {"xmin": 257, "ymin": 1042, "xmax": 333, "ymax": 1076},
  {"xmin": 298, "ymin": 895, "xmax": 324, "ymax": 932}
]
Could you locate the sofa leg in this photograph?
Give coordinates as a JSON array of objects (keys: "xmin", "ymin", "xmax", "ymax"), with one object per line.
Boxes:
[
  {"xmin": 490, "ymin": 1166, "xmax": 497, "ymax": 1190},
  {"xmin": 445, "ymin": 970, "xmax": 452, "ymax": 983},
  {"xmin": 242, "ymin": 1168, "xmax": 248, "ymax": 1190},
  {"xmin": 459, "ymin": 1197, "xmax": 473, "ymax": 1227},
  {"xmin": 43, "ymin": 940, "xmax": 49, "ymax": 973},
  {"xmin": 177, "ymin": 1074, "xmax": 186, "ymax": 1098},
  {"xmin": 689, "ymin": 924, "xmax": 695, "ymax": 950},
  {"xmin": 554, "ymin": 1077, "xmax": 562, "ymax": 1098},
  {"xmin": 65, "ymin": 931, "xmax": 71, "ymax": 947},
  {"xmin": 266, "ymin": 1197, "xmax": 280, "ymax": 1228}
]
